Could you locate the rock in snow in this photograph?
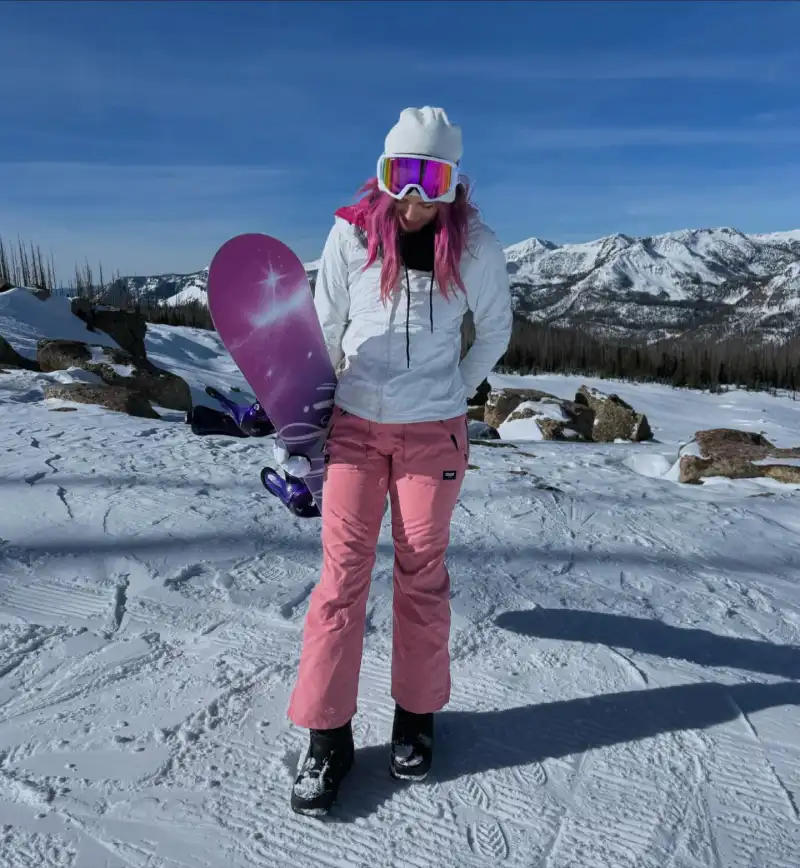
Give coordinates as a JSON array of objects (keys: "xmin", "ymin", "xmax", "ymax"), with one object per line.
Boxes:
[
  {"xmin": 573, "ymin": 385, "xmax": 653, "ymax": 443},
  {"xmin": 42, "ymin": 381, "xmax": 161, "ymax": 419},
  {"xmin": 484, "ymin": 385, "xmax": 652, "ymax": 443},
  {"xmin": 679, "ymin": 427, "xmax": 800, "ymax": 484}
]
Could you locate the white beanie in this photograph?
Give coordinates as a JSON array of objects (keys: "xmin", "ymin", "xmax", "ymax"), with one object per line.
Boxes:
[{"xmin": 383, "ymin": 106, "xmax": 463, "ymax": 164}]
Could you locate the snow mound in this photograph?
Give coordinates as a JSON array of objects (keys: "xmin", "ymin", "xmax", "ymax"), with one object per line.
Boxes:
[
  {"xmin": 497, "ymin": 400, "xmax": 572, "ymax": 440},
  {"xmin": 0, "ymin": 288, "xmax": 120, "ymax": 359},
  {"xmin": 163, "ymin": 282, "xmax": 208, "ymax": 307},
  {"xmin": 45, "ymin": 367, "xmax": 105, "ymax": 387},
  {"xmin": 623, "ymin": 452, "xmax": 673, "ymax": 479},
  {"xmin": 498, "ymin": 415, "xmax": 544, "ymax": 441}
]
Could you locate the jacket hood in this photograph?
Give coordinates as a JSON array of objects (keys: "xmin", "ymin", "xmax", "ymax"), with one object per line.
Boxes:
[{"xmin": 334, "ymin": 205, "xmax": 366, "ymax": 229}]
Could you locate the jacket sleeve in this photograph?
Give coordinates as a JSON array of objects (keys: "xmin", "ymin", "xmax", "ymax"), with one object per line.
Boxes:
[
  {"xmin": 313, "ymin": 220, "xmax": 350, "ymax": 371},
  {"xmin": 459, "ymin": 227, "xmax": 513, "ymax": 398}
]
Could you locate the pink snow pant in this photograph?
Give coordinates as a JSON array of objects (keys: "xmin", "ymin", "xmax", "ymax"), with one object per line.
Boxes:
[{"xmin": 288, "ymin": 406, "xmax": 469, "ymax": 730}]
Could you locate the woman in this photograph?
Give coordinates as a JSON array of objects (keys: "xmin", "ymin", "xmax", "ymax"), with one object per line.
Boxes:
[{"xmin": 281, "ymin": 107, "xmax": 512, "ymax": 815}]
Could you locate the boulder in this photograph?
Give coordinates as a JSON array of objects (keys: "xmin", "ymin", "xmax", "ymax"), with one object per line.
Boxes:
[
  {"xmin": 468, "ymin": 420, "xmax": 500, "ymax": 440},
  {"xmin": 467, "ymin": 378, "xmax": 492, "ymax": 407},
  {"xmin": 505, "ymin": 397, "xmax": 595, "ymax": 441},
  {"xmin": 70, "ymin": 298, "xmax": 148, "ymax": 362},
  {"xmin": 36, "ymin": 339, "xmax": 192, "ymax": 412},
  {"xmin": 37, "ymin": 339, "xmax": 92, "ymax": 372},
  {"xmin": 695, "ymin": 428, "xmax": 776, "ymax": 460},
  {"xmin": 127, "ymin": 363, "xmax": 192, "ymax": 412},
  {"xmin": 0, "ymin": 334, "xmax": 39, "ymax": 371},
  {"xmin": 574, "ymin": 385, "xmax": 653, "ymax": 442},
  {"xmin": 484, "ymin": 388, "xmax": 561, "ymax": 429},
  {"xmin": 561, "ymin": 401, "xmax": 595, "ymax": 440},
  {"xmin": 485, "ymin": 384, "xmax": 653, "ymax": 444},
  {"xmin": 763, "ymin": 464, "xmax": 800, "ymax": 484},
  {"xmin": 678, "ymin": 428, "xmax": 800, "ymax": 484},
  {"xmin": 43, "ymin": 383, "xmax": 160, "ymax": 419}
]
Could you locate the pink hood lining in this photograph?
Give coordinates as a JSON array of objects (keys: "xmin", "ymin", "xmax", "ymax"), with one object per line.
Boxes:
[{"xmin": 334, "ymin": 205, "xmax": 367, "ymax": 230}]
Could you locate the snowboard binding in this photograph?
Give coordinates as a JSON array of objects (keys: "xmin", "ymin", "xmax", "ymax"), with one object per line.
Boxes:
[
  {"xmin": 203, "ymin": 386, "xmax": 275, "ymax": 438},
  {"xmin": 260, "ymin": 467, "xmax": 321, "ymax": 519}
]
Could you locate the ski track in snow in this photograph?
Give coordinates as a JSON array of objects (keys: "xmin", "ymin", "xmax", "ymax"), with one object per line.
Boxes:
[{"xmin": 2, "ymin": 327, "xmax": 800, "ymax": 865}]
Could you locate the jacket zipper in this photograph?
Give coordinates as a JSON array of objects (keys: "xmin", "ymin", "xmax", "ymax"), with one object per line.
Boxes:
[{"xmin": 378, "ymin": 283, "xmax": 394, "ymax": 421}]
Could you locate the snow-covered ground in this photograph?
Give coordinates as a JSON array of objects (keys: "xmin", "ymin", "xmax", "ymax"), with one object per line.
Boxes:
[{"xmin": 2, "ymin": 308, "xmax": 800, "ymax": 866}]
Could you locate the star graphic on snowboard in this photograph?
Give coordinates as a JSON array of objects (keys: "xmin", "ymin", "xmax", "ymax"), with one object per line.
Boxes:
[
  {"xmin": 260, "ymin": 264, "xmax": 286, "ymax": 301},
  {"xmin": 248, "ymin": 259, "xmax": 308, "ymax": 330}
]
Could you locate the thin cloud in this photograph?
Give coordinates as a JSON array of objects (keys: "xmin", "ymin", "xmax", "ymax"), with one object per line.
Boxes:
[
  {"xmin": 0, "ymin": 27, "xmax": 324, "ymax": 123},
  {"xmin": 407, "ymin": 52, "xmax": 798, "ymax": 85},
  {"xmin": 511, "ymin": 126, "xmax": 800, "ymax": 150},
  {"xmin": 0, "ymin": 161, "xmax": 298, "ymax": 204}
]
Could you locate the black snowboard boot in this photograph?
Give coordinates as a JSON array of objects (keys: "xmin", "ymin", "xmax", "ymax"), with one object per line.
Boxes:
[
  {"xmin": 290, "ymin": 721, "xmax": 354, "ymax": 816},
  {"xmin": 390, "ymin": 704, "xmax": 434, "ymax": 781}
]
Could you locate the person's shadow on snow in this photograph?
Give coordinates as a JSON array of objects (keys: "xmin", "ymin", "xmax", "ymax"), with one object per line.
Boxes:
[
  {"xmin": 330, "ymin": 609, "xmax": 800, "ymax": 820},
  {"xmin": 496, "ymin": 607, "xmax": 800, "ymax": 680},
  {"xmin": 333, "ymin": 680, "xmax": 800, "ymax": 821}
]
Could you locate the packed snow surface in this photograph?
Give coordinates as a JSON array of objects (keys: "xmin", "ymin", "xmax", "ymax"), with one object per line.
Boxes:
[{"xmin": 2, "ymin": 317, "xmax": 800, "ymax": 866}]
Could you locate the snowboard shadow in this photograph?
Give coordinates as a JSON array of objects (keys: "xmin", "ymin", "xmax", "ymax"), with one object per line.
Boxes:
[
  {"xmin": 495, "ymin": 607, "xmax": 800, "ymax": 680},
  {"xmin": 336, "ymin": 679, "xmax": 800, "ymax": 820}
]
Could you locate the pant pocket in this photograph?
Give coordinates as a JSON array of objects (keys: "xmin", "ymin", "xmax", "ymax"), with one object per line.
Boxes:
[
  {"xmin": 324, "ymin": 407, "xmax": 368, "ymax": 469},
  {"xmin": 402, "ymin": 417, "xmax": 467, "ymax": 488},
  {"xmin": 440, "ymin": 415, "xmax": 469, "ymax": 463}
]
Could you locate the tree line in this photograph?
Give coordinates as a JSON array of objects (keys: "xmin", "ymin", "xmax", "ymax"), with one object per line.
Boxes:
[
  {"xmin": 135, "ymin": 299, "xmax": 800, "ymax": 395},
  {"xmin": 499, "ymin": 315, "xmax": 800, "ymax": 395},
  {"xmin": 0, "ymin": 237, "xmax": 57, "ymax": 292}
]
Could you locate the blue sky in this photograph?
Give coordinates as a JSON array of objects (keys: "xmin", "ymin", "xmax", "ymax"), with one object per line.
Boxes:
[{"xmin": 1, "ymin": 0, "xmax": 799, "ymax": 279}]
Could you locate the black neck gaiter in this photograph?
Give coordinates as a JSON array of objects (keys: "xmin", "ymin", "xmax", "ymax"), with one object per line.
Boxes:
[{"xmin": 398, "ymin": 220, "xmax": 436, "ymax": 272}]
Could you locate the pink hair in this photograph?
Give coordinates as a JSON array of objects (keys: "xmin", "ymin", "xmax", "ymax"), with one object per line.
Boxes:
[{"xmin": 341, "ymin": 177, "xmax": 479, "ymax": 303}]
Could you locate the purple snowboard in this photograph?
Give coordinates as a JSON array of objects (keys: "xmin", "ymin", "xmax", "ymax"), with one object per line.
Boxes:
[{"xmin": 207, "ymin": 233, "xmax": 337, "ymax": 510}]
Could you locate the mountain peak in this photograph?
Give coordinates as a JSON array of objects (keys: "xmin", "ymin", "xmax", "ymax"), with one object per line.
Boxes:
[{"xmin": 504, "ymin": 236, "xmax": 560, "ymax": 262}]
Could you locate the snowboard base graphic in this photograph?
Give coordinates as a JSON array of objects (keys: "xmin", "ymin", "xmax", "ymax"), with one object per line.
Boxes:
[{"xmin": 207, "ymin": 233, "xmax": 336, "ymax": 510}]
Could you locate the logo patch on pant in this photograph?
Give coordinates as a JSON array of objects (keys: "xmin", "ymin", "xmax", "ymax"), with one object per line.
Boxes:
[{"xmin": 443, "ymin": 470, "xmax": 457, "ymax": 480}]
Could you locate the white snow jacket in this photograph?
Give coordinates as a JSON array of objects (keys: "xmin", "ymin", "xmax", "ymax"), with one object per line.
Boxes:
[{"xmin": 313, "ymin": 214, "xmax": 512, "ymax": 424}]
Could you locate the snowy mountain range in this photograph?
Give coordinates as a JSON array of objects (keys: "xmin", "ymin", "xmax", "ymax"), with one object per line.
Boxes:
[
  {"xmin": 109, "ymin": 227, "xmax": 800, "ymax": 343},
  {"xmin": 109, "ymin": 270, "xmax": 210, "ymax": 307},
  {"xmin": 505, "ymin": 227, "xmax": 800, "ymax": 343}
]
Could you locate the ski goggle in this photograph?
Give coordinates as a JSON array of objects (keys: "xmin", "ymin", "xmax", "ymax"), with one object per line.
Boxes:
[{"xmin": 376, "ymin": 154, "xmax": 460, "ymax": 202}]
